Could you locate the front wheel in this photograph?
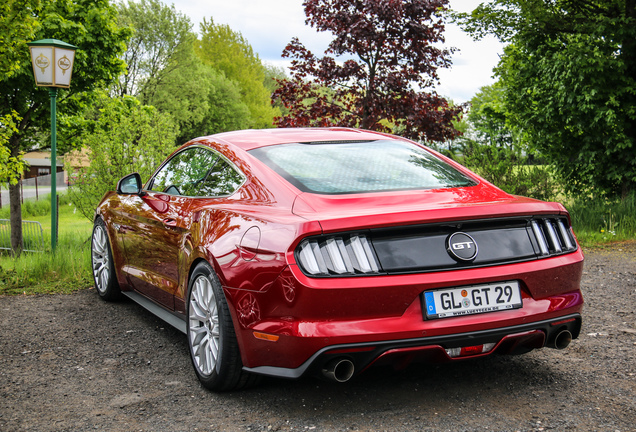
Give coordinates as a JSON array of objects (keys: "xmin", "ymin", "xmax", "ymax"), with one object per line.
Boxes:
[
  {"xmin": 186, "ymin": 262, "xmax": 257, "ymax": 391},
  {"xmin": 91, "ymin": 218, "xmax": 121, "ymax": 301}
]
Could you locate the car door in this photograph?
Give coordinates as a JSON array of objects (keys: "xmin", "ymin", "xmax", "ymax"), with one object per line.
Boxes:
[{"xmin": 119, "ymin": 146, "xmax": 220, "ymax": 309}]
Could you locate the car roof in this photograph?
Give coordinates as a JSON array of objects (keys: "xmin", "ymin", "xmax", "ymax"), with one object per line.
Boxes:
[{"xmin": 199, "ymin": 128, "xmax": 404, "ymax": 151}]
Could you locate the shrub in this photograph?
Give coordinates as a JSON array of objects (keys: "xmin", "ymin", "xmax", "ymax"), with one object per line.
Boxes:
[
  {"xmin": 459, "ymin": 141, "xmax": 559, "ymax": 201},
  {"xmin": 68, "ymin": 95, "xmax": 178, "ymax": 221}
]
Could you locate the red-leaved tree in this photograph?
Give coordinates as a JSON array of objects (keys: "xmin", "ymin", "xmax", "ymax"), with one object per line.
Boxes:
[{"xmin": 273, "ymin": 0, "xmax": 463, "ymax": 142}]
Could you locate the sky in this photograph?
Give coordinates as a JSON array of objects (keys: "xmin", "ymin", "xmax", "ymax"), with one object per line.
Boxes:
[{"xmin": 168, "ymin": 0, "xmax": 504, "ymax": 103}]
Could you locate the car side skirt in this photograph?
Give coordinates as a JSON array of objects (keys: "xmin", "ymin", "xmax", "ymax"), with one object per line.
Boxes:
[{"xmin": 122, "ymin": 291, "xmax": 187, "ymax": 334}]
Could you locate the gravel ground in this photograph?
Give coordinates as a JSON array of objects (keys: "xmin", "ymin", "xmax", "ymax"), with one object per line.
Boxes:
[{"xmin": 1, "ymin": 243, "xmax": 635, "ymax": 432}]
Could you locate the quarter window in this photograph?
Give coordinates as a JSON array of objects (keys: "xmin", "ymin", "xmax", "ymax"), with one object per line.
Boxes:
[
  {"xmin": 198, "ymin": 159, "xmax": 244, "ymax": 196},
  {"xmin": 149, "ymin": 147, "xmax": 244, "ymax": 197}
]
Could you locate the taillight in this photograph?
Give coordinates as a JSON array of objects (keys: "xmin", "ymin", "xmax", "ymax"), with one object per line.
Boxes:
[
  {"xmin": 296, "ymin": 234, "xmax": 380, "ymax": 276},
  {"xmin": 530, "ymin": 217, "xmax": 577, "ymax": 256}
]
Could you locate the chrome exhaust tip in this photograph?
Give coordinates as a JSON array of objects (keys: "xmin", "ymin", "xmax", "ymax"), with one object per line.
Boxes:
[
  {"xmin": 322, "ymin": 358, "xmax": 355, "ymax": 383},
  {"xmin": 552, "ymin": 330, "xmax": 572, "ymax": 350}
]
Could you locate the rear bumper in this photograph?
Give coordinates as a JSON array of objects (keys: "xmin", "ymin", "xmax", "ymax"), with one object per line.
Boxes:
[
  {"xmin": 225, "ymin": 249, "xmax": 584, "ymax": 377},
  {"xmin": 243, "ymin": 313, "xmax": 582, "ymax": 379}
]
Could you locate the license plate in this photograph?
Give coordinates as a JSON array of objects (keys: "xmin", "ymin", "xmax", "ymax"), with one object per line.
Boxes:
[{"xmin": 423, "ymin": 281, "xmax": 522, "ymax": 319}]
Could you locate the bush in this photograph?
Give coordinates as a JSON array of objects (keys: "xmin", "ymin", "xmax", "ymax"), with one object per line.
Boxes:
[
  {"xmin": 459, "ymin": 141, "xmax": 559, "ymax": 201},
  {"xmin": 68, "ymin": 95, "xmax": 178, "ymax": 221}
]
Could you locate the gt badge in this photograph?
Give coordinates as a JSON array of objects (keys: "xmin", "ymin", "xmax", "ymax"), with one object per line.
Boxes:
[{"xmin": 447, "ymin": 232, "xmax": 478, "ymax": 262}]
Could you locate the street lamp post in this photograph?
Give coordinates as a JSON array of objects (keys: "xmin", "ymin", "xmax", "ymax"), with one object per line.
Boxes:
[{"xmin": 27, "ymin": 39, "xmax": 77, "ymax": 251}]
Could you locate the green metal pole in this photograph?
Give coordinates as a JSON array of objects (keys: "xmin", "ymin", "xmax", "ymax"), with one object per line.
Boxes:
[{"xmin": 49, "ymin": 87, "xmax": 58, "ymax": 251}]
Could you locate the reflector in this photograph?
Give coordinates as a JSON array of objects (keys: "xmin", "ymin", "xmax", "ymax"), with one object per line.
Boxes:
[{"xmin": 253, "ymin": 332, "xmax": 280, "ymax": 342}]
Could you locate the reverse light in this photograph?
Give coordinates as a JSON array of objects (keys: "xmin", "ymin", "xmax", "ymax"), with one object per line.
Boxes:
[
  {"xmin": 296, "ymin": 234, "xmax": 380, "ymax": 276},
  {"xmin": 445, "ymin": 343, "xmax": 496, "ymax": 358}
]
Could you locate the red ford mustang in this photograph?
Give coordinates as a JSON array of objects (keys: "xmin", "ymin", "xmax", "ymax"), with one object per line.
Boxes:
[{"xmin": 92, "ymin": 128, "xmax": 584, "ymax": 391}]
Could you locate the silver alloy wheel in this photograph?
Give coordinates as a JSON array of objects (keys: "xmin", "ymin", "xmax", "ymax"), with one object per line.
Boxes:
[
  {"xmin": 188, "ymin": 275, "xmax": 220, "ymax": 376},
  {"xmin": 91, "ymin": 225, "xmax": 110, "ymax": 294}
]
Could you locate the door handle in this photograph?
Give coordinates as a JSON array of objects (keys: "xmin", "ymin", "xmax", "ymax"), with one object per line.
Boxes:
[{"xmin": 163, "ymin": 218, "xmax": 177, "ymax": 227}]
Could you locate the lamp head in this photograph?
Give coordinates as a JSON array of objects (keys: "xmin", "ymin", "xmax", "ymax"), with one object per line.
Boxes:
[{"xmin": 27, "ymin": 39, "xmax": 78, "ymax": 88}]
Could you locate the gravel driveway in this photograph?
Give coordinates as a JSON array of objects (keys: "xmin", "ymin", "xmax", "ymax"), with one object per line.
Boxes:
[{"xmin": 1, "ymin": 244, "xmax": 635, "ymax": 432}]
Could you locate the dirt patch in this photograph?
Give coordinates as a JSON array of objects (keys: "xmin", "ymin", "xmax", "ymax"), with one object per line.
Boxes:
[{"xmin": 1, "ymin": 243, "xmax": 635, "ymax": 431}]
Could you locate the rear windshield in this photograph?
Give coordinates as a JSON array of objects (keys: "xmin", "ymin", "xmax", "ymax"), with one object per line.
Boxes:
[{"xmin": 249, "ymin": 140, "xmax": 477, "ymax": 194}]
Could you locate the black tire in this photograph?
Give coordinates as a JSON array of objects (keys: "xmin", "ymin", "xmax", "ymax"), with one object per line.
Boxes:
[
  {"xmin": 91, "ymin": 217, "xmax": 121, "ymax": 301},
  {"xmin": 186, "ymin": 261, "xmax": 258, "ymax": 391}
]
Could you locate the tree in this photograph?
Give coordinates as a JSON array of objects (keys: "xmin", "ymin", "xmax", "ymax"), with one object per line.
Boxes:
[
  {"xmin": 272, "ymin": 0, "xmax": 463, "ymax": 143},
  {"xmin": 68, "ymin": 95, "xmax": 177, "ymax": 221},
  {"xmin": 458, "ymin": 83, "xmax": 557, "ymax": 200},
  {"xmin": 0, "ymin": 0, "xmax": 40, "ymax": 210},
  {"xmin": 457, "ymin": 0, "xmax": 636, "ymax": 199},
  {"xmin": 113, "ymin": 0, "xmax": 208, "ymax": 143},
  {"xmin": 0, "ymin": 0, "xmax": 41, "ymax": 81},
  {"xmin": 466, "ymin": 84, "xmax": 514, "ymax": 148},
  {"xmin": 195, "ymin": 19, "xmax": 278, "ymax": 129},
  {"xmin": 0, "ymin": 0, "xmax": 131, "ymax": 255},
  {"xmin": 114, "ymin": 1, "xmax": 256, "ymax": 143},
  {"xmin": 0, "ymin": 113, "xmax": 24, "ymax": 184},
  {"xmin": 180, "ymin": 68, "xmax": 252, "ymax": 138},
  {"xmin": 263, "ymin": 64, "xmax": 288, "ymax": 116},
  {"xmin": 114, "ymin": 0, "xmax": 193, "ymax": 100}
]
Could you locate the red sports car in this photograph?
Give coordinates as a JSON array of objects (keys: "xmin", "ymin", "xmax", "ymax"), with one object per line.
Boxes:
[{"xmin": 91, "ymin": 128, "xmax": 584, "ymax": 391}]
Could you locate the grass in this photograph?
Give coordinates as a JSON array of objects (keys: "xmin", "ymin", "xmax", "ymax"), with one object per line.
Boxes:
[
  {"xmin": 0, "ymin": 194, "xmax": 94, "ymax": 295},
  {"xmin": 567, "ymin": 193, "xmax": 636, "ymax": 247}
]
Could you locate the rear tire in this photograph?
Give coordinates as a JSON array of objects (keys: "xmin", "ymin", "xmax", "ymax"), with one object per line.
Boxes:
[
  {"xmin": 186, "ymin": 261, "xmax": 258, "ymax": 391},
  {"xmin": 91, "ymin": 218, "xmax": 121, "ymax": 301}
]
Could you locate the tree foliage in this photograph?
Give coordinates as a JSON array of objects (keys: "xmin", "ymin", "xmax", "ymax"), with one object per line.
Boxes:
[
  {"xmin": 466, "ymin": 84, "xmax": 514, "ymax": 148},
  {"xmin": 0, "ymin": 112, "xmax": 24, "ymax": 185},
  {"xmin": 114, "ymin": 0, "xmax": 194, "ymax": 97},
  {"xmin": 272, "ymin": 0, "xmax": 462, "ymax": 143},
  {"xmin": 183, "ymin": 68, "xmax": 252, "ymax": 137},
  {"xmin": 1, "ymin": 0, "xmax": 132, "ymax": 149},
  {"xmin": 195, "ymin": 18, "xmax": 279, "ymax": 129},
  {"xmin": 458, "ymin": 0, "xmax": 636, "ymax": 198},
  {"xmin": 114, "ymin": 2, "xmax": 259, "ymax": 141},
  {"xmin": 0, "ymin": 0, "xmax": 131, "ymax": 254},
  {"xmin": 0, "ymin": 0, "xmax": 40, "ymax": 188},
  {"xmin": 113, "ymin": 0, "xmax": 203, "ymax": 141},
  {"xmin": 0, "ymin": 0, "xmax": 41, "ymax": 81},
  {"xmin": 68, "ymin": 95, "xmax": 177, "ymax": 221},
  {"xmin": 457, "ymin": 83, "xmax": 558, "ymax": 201}
]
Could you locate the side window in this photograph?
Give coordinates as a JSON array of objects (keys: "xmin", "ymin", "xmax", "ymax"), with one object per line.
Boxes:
[
  {"xmin": 149, "ymin": 146, "xmax": 244, "ymax": 197},
  {"xmin": 197, "ymin": 158, "xmax": 245, "ymax": 197},
  {"xmin": 150, "ymin": 147, "xmax": 218, "ymax": 196}
]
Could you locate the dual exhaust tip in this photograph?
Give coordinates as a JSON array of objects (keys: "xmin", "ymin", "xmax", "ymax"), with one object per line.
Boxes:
[
  {"xmin": 552, "ymin": 329, "xmax": 572, "ymax": 350},
  {"xmin": 322, "ymin": 358, "xmax": 355, "ymax": 383}
]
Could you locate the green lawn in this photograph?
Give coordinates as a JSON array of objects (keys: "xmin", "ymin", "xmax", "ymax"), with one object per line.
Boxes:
[
  {"xmin": 566, "ymin": 193, "xmax": 636, "ymax": 247},
  {"xmin": 0, "ymin": 196, "xmax": 94, "ymax": 295}
]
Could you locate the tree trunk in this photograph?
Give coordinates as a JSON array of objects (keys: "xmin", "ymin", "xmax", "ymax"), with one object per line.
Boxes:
[
  {"xmin": 9, "ymin": 182, "xmax": 22, "ymax": 256},
  {"xmin": 8, "ymin": 135, "xmax": 22, "ymax": 257}
]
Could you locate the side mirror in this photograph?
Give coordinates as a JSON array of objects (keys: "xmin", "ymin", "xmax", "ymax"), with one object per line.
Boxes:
[{"xmin": 116, "ymin": 172, "xmax": 144, "ymax": 195}]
